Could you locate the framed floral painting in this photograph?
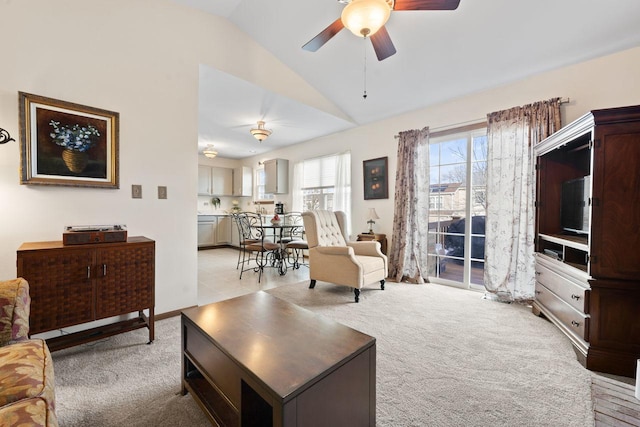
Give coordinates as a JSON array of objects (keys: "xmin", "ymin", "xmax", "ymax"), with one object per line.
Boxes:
[{"xmin": 19, "ymin": 92, "xmax": 119, "ymax": 188}]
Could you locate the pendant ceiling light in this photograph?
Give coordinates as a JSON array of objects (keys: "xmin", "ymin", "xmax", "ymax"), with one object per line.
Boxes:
[
  {"xmin": 341, "ymin": 0, "xmax": 392, "ymax": 38},
  {"xmin": 250, "ymin": 121, "xmax": 272, "ymax": 142},
  {"xmin": 203, "ymin": 144, "xmax": 218, "ymax": 158}
]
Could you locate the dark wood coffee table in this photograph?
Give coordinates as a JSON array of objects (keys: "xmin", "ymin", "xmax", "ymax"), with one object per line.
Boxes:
[{"xmin": 181, "ymin": 291, "xmax": 376, "ymax": 427}]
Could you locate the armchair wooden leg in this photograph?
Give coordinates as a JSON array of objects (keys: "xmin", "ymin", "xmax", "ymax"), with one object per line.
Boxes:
[
  {"xmin": 380, "ymin": 280, "xmax": 385, "ymax": 290},
  {"xmin": 354, "ymin": 288, "xmax": 360, "ymax": 303},
  {"xmin": 309, "ymin": 279, "xmax": 316, "ymax": 289}
]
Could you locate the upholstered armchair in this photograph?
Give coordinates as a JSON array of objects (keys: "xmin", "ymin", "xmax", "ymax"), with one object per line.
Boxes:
[{"xmin": 302, "ymin": 210, "xmax": 387, "ymax": 302}]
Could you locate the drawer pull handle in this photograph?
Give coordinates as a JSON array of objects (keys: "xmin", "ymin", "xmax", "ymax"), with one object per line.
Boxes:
[
  {"xmin": 571, "ymin": 294, "xmax": 581, "ymax": 300},
  {"xmin": 571, "ymin": 321, "xmax": 581, "ymax": 327},
  {"xmin": 87, "ymin": 266, "xmax": 91, "ymax": 279},
  {"xmin": 103, "ymin": 264, "xmax": 107, "ymax": 277}
]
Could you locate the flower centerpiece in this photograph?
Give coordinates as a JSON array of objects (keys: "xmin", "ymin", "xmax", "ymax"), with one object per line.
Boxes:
[
  {"xmin": 49, "ymin": 120, "xmax": 100, "ymax": 173},
  {"xmin": 271, "ymin": 213, "xmax": 281, "ymax": 225}
]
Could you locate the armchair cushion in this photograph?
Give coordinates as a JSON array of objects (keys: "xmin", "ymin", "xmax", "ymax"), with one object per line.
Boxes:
[{"xmin": 0, "ymin": 278, "xmax": 30, "ymax": 347}]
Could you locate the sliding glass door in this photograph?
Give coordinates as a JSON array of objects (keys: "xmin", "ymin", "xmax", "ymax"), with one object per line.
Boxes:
[{"xmin": 427, "ymin": 128, "xmax": 487, "ymax": 289}]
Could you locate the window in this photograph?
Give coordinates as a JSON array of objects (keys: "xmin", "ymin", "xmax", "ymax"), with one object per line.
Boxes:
[
  {"xmin": 294, "ymin": 154, "xmax": 351, "ymax": 211},
  {"xmin": 300, "ymin": 155, "xmax": 337, "ymax": 211},
  {"xmin": 292, "ymin": 152, "xmax": 351, "ymax": 234},
  {"xmin": 254, "ymin": 167, "xmax": 274, "ymax": 201}
]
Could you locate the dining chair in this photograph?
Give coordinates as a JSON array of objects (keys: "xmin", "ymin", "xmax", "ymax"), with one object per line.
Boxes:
[
  {"xmin": 232, "ymin": 212, "xmax": 256, "ymax": 270},
  {"xmin": 236, "ymin": 212, "xmax": 279, "ymax": 282},
  {"xmin": 281, "ymin": 212, "xmax": 308, "ymax": 269}
]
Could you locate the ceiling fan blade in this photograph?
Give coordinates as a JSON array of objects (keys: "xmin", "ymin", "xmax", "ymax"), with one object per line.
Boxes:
[
  {"xmin": 371, "ymin": 26, "xmax": 396, "ymax": 61},
  {"xmin": 393, "ymin": 0, "xmax": 460, "ymax": 11},
  {"xmin": 302, "ymin": 18, "xmax": 345, "ymax": 52}
]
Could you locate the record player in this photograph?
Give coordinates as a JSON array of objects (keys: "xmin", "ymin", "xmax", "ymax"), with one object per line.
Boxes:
[{"xmin": 63, "ymin": 224, "xmax": 127, "ymax": 245}]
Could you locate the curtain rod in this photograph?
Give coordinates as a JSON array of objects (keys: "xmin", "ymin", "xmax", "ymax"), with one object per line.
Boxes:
[{"xmin": 394, "ymin": 97, "xmax": 571, "ymax": 139}]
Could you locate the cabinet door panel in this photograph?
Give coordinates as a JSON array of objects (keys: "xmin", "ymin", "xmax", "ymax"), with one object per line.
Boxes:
[
  {"xmin": 18, "ymin": 249, "xmax": 95, "ymax": 334},
  {"xmin": 95, "ymin": 244, "xmax": 155, "ymax": 319},
  {"xmin": 591, "ymin": 128, "xmax": 640, "ymax": 279},
  {"xmin": 216, "ymin": 216, "xmax": 232, "ymax": 244},
  {"xmin": 589, "ymin": 281, "xmax": 640, "ymax": 352},
  {"xmin": 198, "ymin": 222, "xmax": 216, "ymax": 247},
  {"xmin": 198, "ymin": 165, "xmax": 212, "ymax": 195},
  {"xmin": 211, "ymin": 167, "xmax": 233, "ymax": 196}
]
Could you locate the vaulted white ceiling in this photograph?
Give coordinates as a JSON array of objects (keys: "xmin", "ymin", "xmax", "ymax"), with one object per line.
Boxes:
[{"xmin": 176, "ymin": 0, "xmax": 640, "ymax": 159}]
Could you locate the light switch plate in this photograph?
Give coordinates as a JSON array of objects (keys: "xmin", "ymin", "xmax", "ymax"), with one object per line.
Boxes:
[
  {"xmin": 158, "ymin": 186, "xmax": 167, "ymax": 199},
  {"xmin": 132, "ymin": 185, "xmax": 142, "ymax": 199}
]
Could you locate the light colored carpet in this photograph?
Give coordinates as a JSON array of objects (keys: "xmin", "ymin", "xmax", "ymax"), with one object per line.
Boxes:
[{"xmin": 52, "ymin": 282, "xmax": 594, "ymax": 426}]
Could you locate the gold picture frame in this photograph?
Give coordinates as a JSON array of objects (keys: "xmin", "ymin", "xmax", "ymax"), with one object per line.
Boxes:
[{"xmin": 19, "ymin": 92, "xmax": 119, "ymax": 188}]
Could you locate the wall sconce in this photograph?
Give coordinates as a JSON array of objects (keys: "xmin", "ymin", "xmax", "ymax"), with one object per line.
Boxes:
[
  {"xmin": 0, "ymin": 128, "xmax": 15, "ymax": 144},
  {"xmin": 367, "ymin": 208, "xmax": 379, "ymax": 233}
]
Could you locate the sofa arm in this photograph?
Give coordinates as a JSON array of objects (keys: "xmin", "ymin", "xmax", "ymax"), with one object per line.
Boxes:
[{"xmin": 0, "ymin": 278, "xmax": 31, "ymax": 346}]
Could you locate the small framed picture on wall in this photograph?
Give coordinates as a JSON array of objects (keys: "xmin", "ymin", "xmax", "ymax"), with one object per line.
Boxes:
[{"xmin": 363, "ymin": 156, "xmax": 388, "ymax": 200}]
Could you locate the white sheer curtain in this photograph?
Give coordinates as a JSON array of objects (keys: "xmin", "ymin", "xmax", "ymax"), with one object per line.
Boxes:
[
  {"xmin": 484, "ymin": 98, "xmax": 561, "ymax": 302},
  {"xmin": 334, "ymin": 151, "xmax": 352, "ymax": 238},
  {"xmin": 291, "ymin": 161, "xmax": 304, "ymax": 212}
]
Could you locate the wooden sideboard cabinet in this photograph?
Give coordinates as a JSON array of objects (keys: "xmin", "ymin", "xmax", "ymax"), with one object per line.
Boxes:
[
  {"xmin": 533, "ymin": 105, "xmax": 640, "ymax": 377},
  {"xmin": 17, "ymin": 236, "xmax": 155, "ymax": 351}
]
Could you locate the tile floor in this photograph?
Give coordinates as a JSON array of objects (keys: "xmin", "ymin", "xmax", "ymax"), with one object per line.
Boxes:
[{"xmin": 197, "ymin": 247, "xmax": 310, "ymax": 306}]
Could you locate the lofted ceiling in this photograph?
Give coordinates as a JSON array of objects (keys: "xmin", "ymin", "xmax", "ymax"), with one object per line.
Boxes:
[{"xmin": 176, "ymin": 0, "xmax": 640, "ymax": 159}]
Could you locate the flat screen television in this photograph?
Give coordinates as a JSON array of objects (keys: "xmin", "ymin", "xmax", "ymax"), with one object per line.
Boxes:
[{"xmin": 560, "ymin": 176, "xmax": 590, "ymax": 234}]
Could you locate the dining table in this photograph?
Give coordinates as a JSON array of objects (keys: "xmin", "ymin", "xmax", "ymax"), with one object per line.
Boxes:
[{"xmin": 251, "ymin": 223, "xmax": 300, "ymax": 276}]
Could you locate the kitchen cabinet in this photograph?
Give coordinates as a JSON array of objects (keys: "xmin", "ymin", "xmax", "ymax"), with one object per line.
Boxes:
[
  {"xmin": 198, "ymin": 215, "xmax": 232, "ymax": 248},
  {"xmin": 216, "ymin": 216, "xmax": 232, "ymax": 244},
  {"xmin": 264, "ymin": 158, "xmax": 288, "ymax": 194},
  {"xmin": 197, "ymin": 165, "xmax": 212, "ymax": 195},
  {"xmin": 198, "ymin": 165, "xmax": 233, "ymax": 196},
  {"xmin": 211, "ymin": 167, "xmax": 233, "ymax": 196},
  {"xmin": 233, "ymin": 166, "xmax": 253, "ymax": 197}
]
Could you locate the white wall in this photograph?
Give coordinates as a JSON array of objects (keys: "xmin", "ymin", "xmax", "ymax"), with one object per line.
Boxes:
[
  {"xmin": 1, "ymin": 0, "xmax": 639, "ymax": 316},
  {"xmin": 0, "ymin": 0, "xmax": 334, "ymax": 315},
  {"xmin": 245, "ymin": 46, "xmax": 640, "ymax": 251}
]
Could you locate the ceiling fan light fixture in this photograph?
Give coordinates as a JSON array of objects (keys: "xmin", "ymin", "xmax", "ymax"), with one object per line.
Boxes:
[
  {"xmin": 203, "ymin": 144, "xmax": 218, "ymax": 158},
  {"xmin": 250, "ymin": 120, "xmax": 272, "ymax": 142},
  {"xmin": 341, "ymin": 0, "xmax": 392, "ymax": 38}
]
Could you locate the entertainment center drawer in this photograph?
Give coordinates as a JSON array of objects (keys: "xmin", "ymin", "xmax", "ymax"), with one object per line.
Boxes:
[
  {"xmin": 535, "ymin": 262, "xmax": 589, "ymax": 313},
  {"xmin": 535, "ymin": 282, "xmax": 589, "ymax": 341}
]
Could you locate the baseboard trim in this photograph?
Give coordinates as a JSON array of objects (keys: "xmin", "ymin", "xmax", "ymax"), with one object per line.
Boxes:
[{"xmin": 156, "ymin": 306, "xmax": 197, "ymax": 321}]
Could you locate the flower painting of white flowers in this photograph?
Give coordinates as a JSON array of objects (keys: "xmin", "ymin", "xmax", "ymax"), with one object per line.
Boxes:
[{"xmin": 19, "ymin": 92, "xmax": 119, "ymax": 188}]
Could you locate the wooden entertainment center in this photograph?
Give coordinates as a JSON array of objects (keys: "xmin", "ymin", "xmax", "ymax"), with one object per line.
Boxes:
[
  {"xmin": 16, "ymin": 236, "xmax": 155, "ymax": 351},
  {"xmin": 533, "ymin": 105, "xmax": 640, "ymax": 377}
]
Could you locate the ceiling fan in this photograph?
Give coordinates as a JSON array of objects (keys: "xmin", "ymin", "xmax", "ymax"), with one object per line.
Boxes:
[{"xmin": 302, "ymin": 0, "xmax": 460, "ymax": 61}]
